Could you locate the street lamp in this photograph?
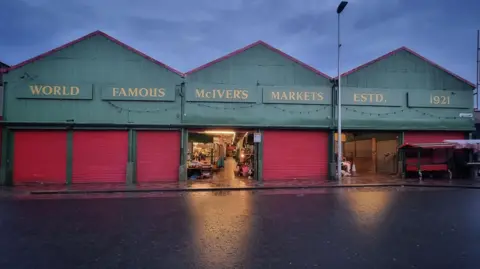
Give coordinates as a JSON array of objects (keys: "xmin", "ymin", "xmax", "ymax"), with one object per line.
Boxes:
[{"xmin": 336, "ymin": 1, "xmax": 348, "ymax": 180}]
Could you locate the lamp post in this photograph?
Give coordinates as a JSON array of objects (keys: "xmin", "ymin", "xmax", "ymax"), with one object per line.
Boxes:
[{"xmin": 336, "ymin": 1, "xmax": 348, "ymax": 180}]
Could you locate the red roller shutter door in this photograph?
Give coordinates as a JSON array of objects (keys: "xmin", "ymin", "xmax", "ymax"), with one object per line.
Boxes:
[
  {"xmin": 136, "ymin": 131, "xmax": 180, "ymax": 183},
  {"xmin": 72, "ymin": 131, "xmax": 128, "ymax": 183},
  {"xmin": 263, "ymin": 130, "xmax": 329, "ymax": 181},
  {"xmin": 404, "ymin": 131, "xmax": 465, "ymax": 144},
  {"xmin": 13, "ymin": 131, "xmax": 67, "ymax": 184}
]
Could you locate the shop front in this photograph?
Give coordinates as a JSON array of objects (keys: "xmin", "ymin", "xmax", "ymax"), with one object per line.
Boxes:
[
  {"xmin": 186, "ymin": 129, "xmax": 258, "ymax": 181},
  {"xmin": 0, "ymin": 31, "xmax": 477, "ymax": 186},
  {"xmin": 336, "ymin": 47, "xmax": 475, "ymax": 179},
  {"xmin": 184, "ymin": 40, "xmax": 334, "ymax": 182},
  {"xmin": 339, "ymin": 132, "xmax": 400, "ymax": 176},
  {"xmin": 263, "ymin": 130, "xmax": 329, "ymax": 180},
  {"xmin": 0, "ymin": 31, "xmax": 184, "ymax": 185},
  {"xmin": 136, "ymin": 130, "xmax": 181, "ymax": 183},
  {"xmin": 13, "ymin": 130, "xmax": 68, "ymax": 184},
  {"xmin": 72, "ymin": 130, "xmax": 129, "ymax": 183}
]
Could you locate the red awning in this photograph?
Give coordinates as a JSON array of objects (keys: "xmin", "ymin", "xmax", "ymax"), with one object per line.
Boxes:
[{"xmin": 398, "ymin": 142, "xmax": 456, "ymax": 150}]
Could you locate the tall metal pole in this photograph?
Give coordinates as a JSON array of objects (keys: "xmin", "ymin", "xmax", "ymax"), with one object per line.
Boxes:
[
  {"xmin": 335, "ymin": 1, "xmax": 348, "ymax": 180},
  {"xmin": 476, "ymin": 30, "xmax": 479, "ymax": 109},
  {"xmin": 337, "ymin": 13, "xmax": 343, "ymax": 180}
]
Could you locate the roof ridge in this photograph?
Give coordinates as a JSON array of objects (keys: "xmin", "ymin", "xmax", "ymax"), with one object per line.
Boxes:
[
  {"xmin": 2, "ymin": 30, "xmax": 184, "ymax": 77},
  {"xmin": 185, "ymin": 40, "xmax": 331, "ymax": 79},
  {"xmin": 339, "ymin": 46, "xmax": 475, "ymax": 88}
]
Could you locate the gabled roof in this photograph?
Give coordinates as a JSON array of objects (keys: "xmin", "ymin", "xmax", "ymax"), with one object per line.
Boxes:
[
  {"xmin": 185, "ymin": 40, "xmax": 332, "ymax": 79},
  {"xmin": 340, "ymin": 46, "xmax": 475, "ymax": 88},
  {"xmin": 0, "ymin": 61, "xmax": 9, "ymax": 68},
  {"xmin": 0, "ymin": 30, "xmax": 183, "ymax": 76}
]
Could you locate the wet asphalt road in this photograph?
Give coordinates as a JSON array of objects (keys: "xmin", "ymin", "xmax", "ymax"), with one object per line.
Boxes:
[{"xmin": 0, "ymin": 187, "xmax": 479, "ymax": 269}]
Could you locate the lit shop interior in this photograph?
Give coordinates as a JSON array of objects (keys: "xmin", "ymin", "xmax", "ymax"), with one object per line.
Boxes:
[
  {"xmin": 187, "ymin": 130, "xmax": 257, "ymax": 180},
  {"xmin": 335, "ymin": 132, "xmax": 400, "ymax": 176}
]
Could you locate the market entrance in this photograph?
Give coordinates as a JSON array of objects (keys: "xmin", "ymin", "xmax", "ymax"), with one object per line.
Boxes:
[
  {"xmin": 187, "ymin": 129, "xmax": 258, "ymax": 182},
  {"xmin": 335, "ymin": 132, "xmax": 400, "ymax": 177}
]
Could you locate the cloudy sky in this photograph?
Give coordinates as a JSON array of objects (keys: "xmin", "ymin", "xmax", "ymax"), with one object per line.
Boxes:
[{"xmin": 1, "ymin": 0, "xmax": 479, "ymax": 84}]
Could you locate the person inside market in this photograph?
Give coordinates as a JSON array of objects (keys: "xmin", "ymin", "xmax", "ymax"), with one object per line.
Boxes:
[{"xmin": 335, "ymin": 153, "xmax": 352, "ymax": 176}]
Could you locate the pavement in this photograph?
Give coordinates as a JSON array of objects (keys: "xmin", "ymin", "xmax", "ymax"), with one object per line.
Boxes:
[
  {"xmin": 3, "ymin": 174, "xmax": 480, "ymax": 198},
  {"xmin": 0, "ymin": 187, "xmax": 479, "ymax": 268}
]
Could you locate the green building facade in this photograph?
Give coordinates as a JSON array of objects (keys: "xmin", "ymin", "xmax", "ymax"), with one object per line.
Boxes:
[{"xmin": 0, "ymin": 31, "xmax": 475, "ymax": 185}]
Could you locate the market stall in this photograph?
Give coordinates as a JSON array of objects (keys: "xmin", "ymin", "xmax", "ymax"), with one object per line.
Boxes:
[
  {"xmin": 398, "ymin": 142, "xmax": 455, "ymax": 180},
  {"xmin": 444, "ymin": 140, "xmax": 480, "ymax": 179},
  {"xmin": 186, "ymin": 130, "xmax": 257, "ymax": 181},
  {"xmin": 187, "ymin": 132, "xmax": 215, "ymax": 180}
]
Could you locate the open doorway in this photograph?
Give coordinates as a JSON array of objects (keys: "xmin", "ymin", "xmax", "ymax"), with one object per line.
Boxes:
[
  {"xmin": 187, "ymin": 129, "xmax": 258, "ymax": 182},
  {"xmin": 335, "ymin": 132, "xmax": 400, "ymax": 176}
]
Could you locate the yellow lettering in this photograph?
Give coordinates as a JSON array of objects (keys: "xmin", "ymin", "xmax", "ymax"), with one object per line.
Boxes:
[
  {"xmin": 430, "ymin": 95, "xmax": 451, "ymax": 105},
  {"xmin": 195, "ymin": 89, "xmax": 205, "ymax": 98},
  {"xmin": 289, "ymin": 92, "xmax": 295, "ymax": 100},
  {"xmin": 112, "ymin": 88, "xmax": 119, "ymax": 97},
  {"xmin": 271, "ymin": 92, "xmax": 280, "ymax": 100},
  {"xmin": 42, "ymin": 86, "xmax": 53, "ymax": 95},
  {"xmin": 139, "ymin": 88, "xmax": 148, "ymax": 97},
  {"xmin": 149, "ymin": 88, "xmax": 157, "ymax": 97},
  {"xmin": 316, "ymin": 92, "xmax": 324, "ymax": 101},
  {"xmin": 158, "ymin": 88, "xmax": 166, "ymax": 97},
  {"xmin": 29, "ymin": 85, "xmax": 83, "ymax": 96},
  {"xmin": 118, "ymin": 88, "xmax": 127, "ymax": 96},
  {"xmin": 304, "ymin": 92, "xmax": 310, "ymax": 101},
  {"xmin": 234, "ymin": 90, "xmax": 241, "ymax": 99},
  {"xmin": 352, "ymin": 92, "xmax": 390, "ymax": 103},
  {"xmin": 28, "ymin": 85, "xmax": 84, "ymax": 96},
  {"xmin": 194, "ymin": 88, "xmax": 249, "ymax": 99},
  {"xmin": 30, "ymin": 85, "xmax": 42, "ymax": 95},
  {"xmin": 216, "ymin": 89, "xmax": 225, "ymax": 98},
  {"xmin": 126, "ymin": 88, "xmax": 138, "ymax": 97},
  {"xmin": 70, "ymin": 86, "xmax": 79, "ymax": 96},
  {"xmin": 269, "ymin": 90, "xmax": 327, "ymax": 102},
  {"xmin": 296, "ymin": 92, "xmax": 303, "ymax": 100},
  {"xmin": 360, "ymin": 94, "xmax": 367, "ymax": 102},
  {"xmin": 53, "ymin": 86, "xmax": 61, "ymax": 95},
  {"xmin": 241, "ymin": 90, "xmax": 248, "ymax": 99},
  {"xmin": 271, "ymin": 91, "xmax": 327, "ymax": 102},
  {"xmin": 353, "ymin": 94, "xmax": 360, "ymax": 102}
]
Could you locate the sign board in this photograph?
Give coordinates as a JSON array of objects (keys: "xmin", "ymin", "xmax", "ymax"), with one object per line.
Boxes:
[
  {"xmin": 186, "ymin": 84, "xmax": 257, "ymax": 103},
  {"xmin": 262, "ymin": 86, "xmax": 332, "ymax": 105},
  {"xmin": 407, "ymin": 91, "xmax": 472, "ymax": 109},
  {"xmin": 17, "ymin": 84, "xmax": 93, "ymax": 100},
  {"xmin": 254, "ymin": 132, "xmax": 261, "ymax": 143},
  {"xmin": 342, "ymin": 87, "xmax": 404, "ymax": 107},
  {"xmin": 459, "ymin": 113, "xmax": 473, "ymax": 118},
  {"xmin": 101, "ymin": 86, "xmax": 176, "ymax": 101}
]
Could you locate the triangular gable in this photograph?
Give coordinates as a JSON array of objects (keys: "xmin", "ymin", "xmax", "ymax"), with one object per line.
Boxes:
[
  {"xmin": 0, "ymin": 31, "xmax": 183, "ymax": 77},
  {"xmin": 340, "ymin": 46, "xmax": 475, "ymax": 88},
  {"xmin": 185, "ymin": 40, "xmax": 331, "ymax": 79}
]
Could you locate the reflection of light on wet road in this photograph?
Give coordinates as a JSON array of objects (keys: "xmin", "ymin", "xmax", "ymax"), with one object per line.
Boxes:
[
  {"xmin": 188, "ymin": 178, "xmax": 252, "ymax": 189},
  {"xmin": 342, "ymin": 190, "xmax": 394, "ymax": 231},
  {"xmin": 185, "ymin": 191, "xmax": 253, "ymax": 267}
]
